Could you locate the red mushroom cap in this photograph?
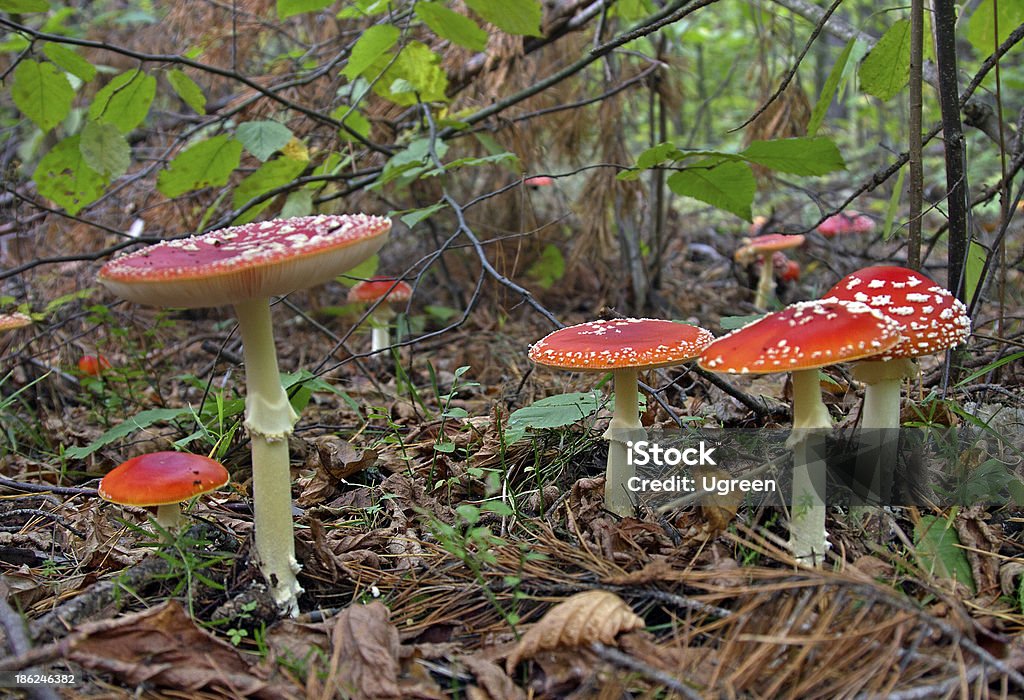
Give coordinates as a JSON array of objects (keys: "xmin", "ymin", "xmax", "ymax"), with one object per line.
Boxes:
[
  {"xmin": 529, "ymin": 318, "xmax": 714, "ymax": 372},
  {"xmin": 824, "ymin": 266, "xmax": 970, "ymax": 360},
  {"xmin": 0, "ymin": 312, "xmax": 32, "ymax": 332},
  {"xmin": 78, "ymin": 354, "xmax": 112, "ymax": 377},
  {"xmin": 779, "ymin": 259, "xmax": 801, "ymax": 283},
  {"xmin": 98, "ymin": 214, "xmax": 391, "ymax": 309},
  {"xmin": 347, "ymin": 277, "xmax": 413, "ymax": 304},
  {"xmin": 746, "ymin": 233, "xmax": 805, "ymax": 253},
  {"xmin": 698, "ymin": 299, "xmax": 902, "ymax": 374},
  {"xmin": 817, "ymin": 211, "xmax": 876, "ymax": 238},
  {"xmin": 524, "ymin": 176, "xmax": 554, "ymax": 187},
  {"xmin": 98, "ymin": 451, "xmax": 229, "ymax": 507}
]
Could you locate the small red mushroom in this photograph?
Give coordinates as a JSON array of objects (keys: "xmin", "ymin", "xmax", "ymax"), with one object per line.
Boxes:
[
  {"xmin": 524, "ymin": 176, "xmax": 554, "ymax": 187},
  {"xmin": 734, "ymin": 234, "xmax": 805, "ymax": 308},
  {"xmin": 78, "ymin": 354, "xmax": 112, "ymax": 377},
  {"xmin": 99, "ymin": 451, "xmax": 229, "ymax": 530},
  {"xmin": 347, "ymin": 277, "xmax": 413, "ymax": 354},
  {"xmin": 817, "ymin": 212, "xmax": 876, "ymax": 238}
]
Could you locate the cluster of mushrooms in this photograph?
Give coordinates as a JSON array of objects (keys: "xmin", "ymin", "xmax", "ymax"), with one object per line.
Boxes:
[
  {"xmin": 530, "ymin": 262, "xmax": 971, "ymax": 564},
  {"xmin": 88, "ymin": 213, "xmax": 971, "ymax": 618}
]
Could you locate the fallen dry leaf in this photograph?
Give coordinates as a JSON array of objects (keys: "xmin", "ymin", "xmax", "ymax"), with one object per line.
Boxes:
[
  {"xmin": 326, "ymin": 601, "xmax": 402, "ymax": 699},
  {"xmin": 505, "ymin": 590, "xmax": 644, "ymax": 673},
  {"xmin": 65, "ymin": 600, "xmax": 285, "ymax": 698},
  {"xmin": 460, "ymin": 654, "xmax": 526, "ymax": 700}
]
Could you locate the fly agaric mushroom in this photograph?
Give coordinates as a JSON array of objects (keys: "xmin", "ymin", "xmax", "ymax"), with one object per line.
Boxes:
[
  {"xmin": 825, "ymin": 266, "xmax": 970, "ymax": 431},
  {"xmin": 735, "ymin": 234, "xmax": 804, "ymax": 309},
  {"xmin": 99, "ymin": 451, "xmax": 229, "ymax": 530},
  {"xmin": 347, "ymin": 277, "xmax": 413, "ymax": 354},
  {"xmin": 78, "ymin": 354, "xmax": 112, "ymax": 377},
  {"xmin": 98, "ymin": 214, "xmax": 391, "ymax": 615},
  {"xmin": 699, "ymin": 299, "xmax": 902, "ymax": 563},
  {"xmin": 529, "ymin": 318, "xmax": 714, "ymax": 516},
  {"xmin": 0, "ymin": 312, "xmax": 32, "ymax": 332},
  {"xmin": 817, "ymin": 211, "xmax": 875, "ymax": 238},
  {"xmin": 524, "ymin": 175, "xmax": 554, "ymax": 187}
]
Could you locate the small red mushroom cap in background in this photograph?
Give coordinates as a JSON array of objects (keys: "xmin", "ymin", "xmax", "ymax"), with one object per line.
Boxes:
[
  {"xmin": 817, "ymin": 212, "xmax": 876, "ymax": 238},
  {"xmin": 347, "ymin": 277, "xmax": 413, "ymax": 305},
  {"xmin": 78, "ymin": 354, "xmax": 112, "ymax": 377},
  {"xmin": 99, "ymin": 451, "xmax": 229, "ymax": 507}
]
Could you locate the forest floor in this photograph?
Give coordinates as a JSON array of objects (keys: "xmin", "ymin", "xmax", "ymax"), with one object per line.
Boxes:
[{"xmin": 2, "ymin": 216, "xmax": 1024, "ymax": 699}]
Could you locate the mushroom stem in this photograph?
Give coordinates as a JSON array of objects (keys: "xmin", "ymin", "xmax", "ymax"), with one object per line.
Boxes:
[
  {"xmin": 233, "ymin": 297, "xmax": 303, "ymax": 615},
  {"xmin": 370, "ymin": 320, "xmax": 390, "ymax": 354},
  {"xmin": 754, "ymin": 256, "xmax": 775, "ymax": 308},
  {"xmin": 786, "ymin": 368, "xmax": 830, "ymax": 564},
  {"xmin": 154, "ymin": 504, "xmax": 184, "ymax": 531},
  {"xmin": 602, "ymin": 368, "xmax": 645, "ymax": 516},
  {"xmin": 849, "ymin": 358, "xmax": 916, "ymax": 507}
]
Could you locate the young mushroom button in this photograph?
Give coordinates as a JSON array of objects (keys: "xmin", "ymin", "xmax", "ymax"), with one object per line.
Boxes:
[
  {"xmin": 98, "ymin": 214, "xmax": 391, "ymax": 616},
  {"xmin": 698, "ymin": 299, "xmax": 902, "ymax": 564},
  {"xmin": 99, "ymin": 451, "xmax": 229, "ymax": 530},
  {"xmin": 529, "ymin": 318, "xmax": 714, "ymax": 516}
]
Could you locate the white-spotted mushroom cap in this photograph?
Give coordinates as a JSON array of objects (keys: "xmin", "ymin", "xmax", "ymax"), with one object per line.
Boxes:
[
  {"xmin": 347, "ymin": 277, "xmax": 413, "ymax": 304},
  {"xmin": 98, "ymin": 214, "xmax": 391, "ymax": 309},
  {"xmin": 0, "ymin": 312, "xmax": 32, "ymax": 332},
  {"xmin": 817, "ymin": 212, "xmax": 875, "ymax": 237},
  {"xmin": 529, "ymin": 318, "xmax": 714, "ymax": 371},
  {"xmin": 99, "ymin": 451, "xmax": 229, "ymax": 507},
  {"xmin": 824, "ymin": 266, "xmax": 971, "ymax": 360},
  {"xmin": 698, "ymin": 299, "xmax": 903, "ymax": 374}
]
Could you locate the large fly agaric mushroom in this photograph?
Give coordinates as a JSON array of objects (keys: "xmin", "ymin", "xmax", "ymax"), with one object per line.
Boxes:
[
  {"xmin": 347, "ymin": 277, "xmax": 413, "ymax": 354},
  {"xmin": 825, "ymin": 266, "xmax": 970, "ymax": 430},
  {"xmin": 699, "ymin": 300, "xmax": 902, "ymax": 563},
  {"xmin": 529, "ymin": 318, "xmax": 714, "ymax": 516},
  {"xmin": 99, "ymin": 451, "xmax": 229, "ymax": 530},
  {"xmin": 98, "ymin": 214, "xmax": 391, "ymax": 614},
  {"xmin": 734, "ymin": 234, "xmax": 805, "ymax": 308}
]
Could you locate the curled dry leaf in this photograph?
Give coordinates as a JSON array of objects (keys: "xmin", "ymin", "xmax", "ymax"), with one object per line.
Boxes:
[
  {"xmin": 327, "ymin": 601, "xmax": 401, "ymax": 700},
  {"xmin": 505, "ymin": 590, "xmax": 644, "ymax": 673}
]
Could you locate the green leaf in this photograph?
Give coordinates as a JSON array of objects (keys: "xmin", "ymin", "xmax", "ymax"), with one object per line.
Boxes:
[
  {"xmin": 808, "ymin": 38, "xmax": 854, "ymax": 137},
  {"xmin": 79, "ymin": 121, "xmax": 130, "ymax": 179},
  {"xmin": 463, "ymin": 0, "xmax": 542, "ymax": 37},
  {"xmin": 525, "ymin": 243, "xmax": 565, "ymax": 289},
  {"xmin": 964, "ymin": 240, "xmax": 988, "ymax": 304},
  {"xmin": 882, "ymin": 166, "xmax": 906, "ymax": 240},
  {"xmin": 342, "ymin": 23, "xmax": 400, "ymax": 81},
  {"xmin": 235, "ymin": 120, "xmax": 293, "ymax": 162},
  {"xmin": 505, "ymin": 390, "xmax": 602, "ymax": 445},
  {"xmin": 397, "ymin": 201, "xmax": 447, "ymax": 227},
  {"xmin": 88, "ymin": 69, "xmax": 156, "ymax": 133},
  {"xmin": 636, "ymin": 142, "xmax": 684, "ymax": 169},
  {"xmin": 33, "ymin": 135, "xmax": 107, "ymax": 215},
  {"xmin": 277, "ymin": 0, "xmax": 333, "ymax": 19},
  {"xmin": 667, "ymin": 160, "xmax": 756, "ymax": 221},
  {"xmin": 415, "ymin": 2, "xmax": 488, "ymax": 51},
  {"xmin": 281, "ymin": 188, "xmax": 314, "ymax": 218},
  {"xmin": 740, "ymin": 137, "xmax": 845, "ymax": 176},
  {"xmin": 719, "ymin": 314, "xmax": 763, "ymax": 330},
  {"xmin": 166, "ymin": 69, "xmax": 206, "ymax": 115},
  {"xmin": 914, "ymin": 515, "xmax": 975, "ymax": 593},
  {"xmin": 63, "ymin": 408, "xmax": 193, "ymax": 460},
  {"xmin": 859, "ymin": 19, "xmax": 911, "ymax": 101},
  {"xmin": 42, "ymin": 43, "xmax": 97, "ymax": 83},
  {"xmin": 372, "ymin": 41, "xmax": 449, "ymax": 106},
  {"xmin": 12, "ymin": 60, "xmax": 74, "ymax": 132},
  {"xmin": 966, "ymin": 0, "xmax": 1024, "ymax": 56},
  {"xmin": 0, "ymin": 0, "xmax": 49, "ymax": 11},
  {"xmin": 157, "ymin": 135, "xmax": 243, "ymax": 198},
  {"xmin": 232, "ymin": 156, "xmax": 308, "ymax": 223}
]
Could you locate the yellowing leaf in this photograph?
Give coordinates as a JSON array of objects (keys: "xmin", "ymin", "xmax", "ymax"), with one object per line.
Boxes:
[{"xmin": 505, "ymin": 590, "xmax": 644, "ymax": 672}]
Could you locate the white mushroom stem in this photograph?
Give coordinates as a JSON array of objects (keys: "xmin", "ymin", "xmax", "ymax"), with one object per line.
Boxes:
[
  {"xmin": 154, "ymin": 504, "xmax": 185, "ymax": 531},
  {"xmin": 786, "ymin": 368, "xmax": 831, "ymax": 564},
  {"xmin": 849, "ymin": 358, "xmax": 917, "ymax": 507},
  {"xmin": 754, "ymin": 255, "xmax": 775, "ymax": 309},
  {"xmin": 601, "ymin": 368, "xmax": 646, "ymax": 517},
  {"xmin": 853, "ymin": 358, "xmax": 917, "ymax": 430},
  {"xmin": 234, "ymin": 297, "xmax": 303, "ymax": 616},
  {"xmin": 370, "ymin": 319, "xmax": 390, "ymax": 354}
]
